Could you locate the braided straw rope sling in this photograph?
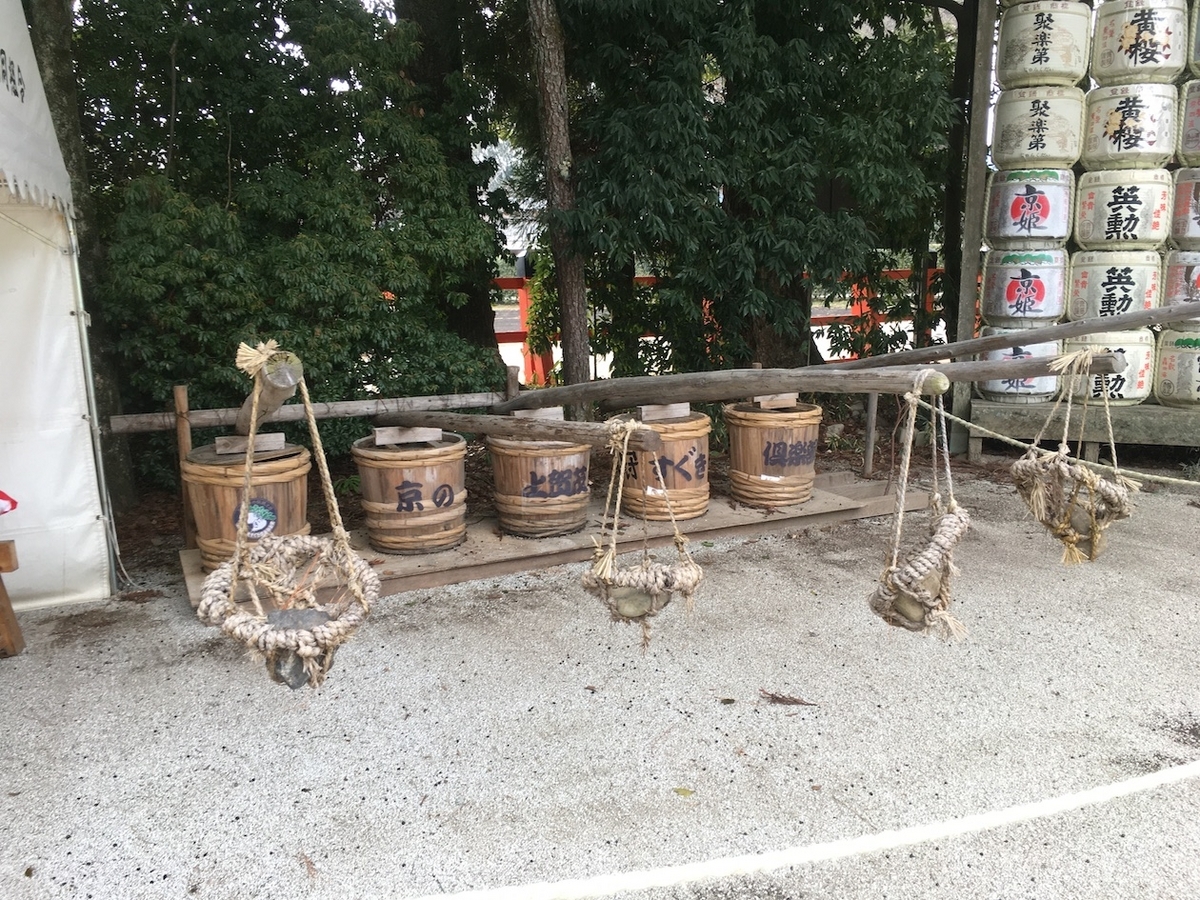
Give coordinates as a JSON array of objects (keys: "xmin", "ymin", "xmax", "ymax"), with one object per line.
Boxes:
[
  {"xmin": 1009, "ymin": 349, "xmax": 1137, "ymax": 564},
  {"xmin": 868, "ymin": 372, "xmax": 971, "ymax": 640},
  {"xmin": 196, "ymin": 341, "xmax": 380, "ymax": 688},
  {"xmin": 581, "ymin": 418, "xmax": 703, "ymax": 646}
]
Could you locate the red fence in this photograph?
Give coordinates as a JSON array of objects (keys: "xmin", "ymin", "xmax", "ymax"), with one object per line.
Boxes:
[{"xmin": 493, "ymin": 269, "xmax": 943, "ymax": 383}]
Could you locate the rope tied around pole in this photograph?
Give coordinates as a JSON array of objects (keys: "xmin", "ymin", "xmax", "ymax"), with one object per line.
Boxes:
[
  {"xmin": 197, "ymin": 341, "xmax": 380, "ymax": 688},
  {"xmin": 1009, "ymin": 348, "xmax": 1136, "ymax": 564},
  {"xmin": 580, "ymin": 417, "xmax": 703, "ymax": 647},
  {"xmin": 868, "ymin": 371, "xmax": 970, "ymax": 640}
]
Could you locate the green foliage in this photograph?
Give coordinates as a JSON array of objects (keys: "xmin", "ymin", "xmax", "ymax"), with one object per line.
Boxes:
[
  {"xmin": 492, "ymin": 0, "xmax": 957, "ymax": 373},
  {"xmin": 76, "ymin": 0, "xmax": 506, "ymax": 485}
]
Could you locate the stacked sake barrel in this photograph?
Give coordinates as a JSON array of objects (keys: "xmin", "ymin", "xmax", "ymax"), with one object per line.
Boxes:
[
  {"xmin": 981, "ymin": 1, "xmax": 1094, "ymax": 403},
  {"xmin": 1157, "ymin": 2, "xmax": 1200, "ymax": 405},
  {"xmin": 1068, "ymin": 0, "xmax": 1186, "ymax": 406},
  {"xmin": 985, "ymin": 1, "xmax": 1200, "ymax": 407}
]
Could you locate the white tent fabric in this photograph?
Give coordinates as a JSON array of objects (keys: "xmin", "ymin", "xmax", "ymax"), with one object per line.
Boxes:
[{"xmin": 1, "ymin": 0, "xmax": 113, "ymax": 609}]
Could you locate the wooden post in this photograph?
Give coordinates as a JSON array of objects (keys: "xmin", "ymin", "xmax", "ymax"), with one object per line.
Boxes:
[
  {"xmin": 505, "ymin": 365, "xmax": 521, "ymax": 402},
  {"xmin": 0, "ymin": 541, "xmax": 24, "ymax": 658},
  {"xmin": 863, "ymin": 392, "xmax": 878, "ymax": 478},
  {"xmin": 174, "ymin": 384, "xmax": 198, "ymax": 550},
  {"xmin": 234, "ymin": 352, "xmax": 303, "ymax": 435}
]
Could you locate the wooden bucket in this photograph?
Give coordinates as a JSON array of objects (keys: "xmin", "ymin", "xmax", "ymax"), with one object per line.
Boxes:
[
  {"xmin": 488, "ymin": 437, "xmax": 592, "ymax": 537},
  {"xmin": 724, "ymin": 403, "xmax": 822, "ymax": 507},
  {"xmin": 621, "ymin": 413, "xmax": 710, "ymax": 521},
  {"xmin": 350, "ymin": 434, "xmax": 467, "ymax": 554},
  {"xmin": 181, "ymin": 445, "xmax": 312, "ymax": 572}
]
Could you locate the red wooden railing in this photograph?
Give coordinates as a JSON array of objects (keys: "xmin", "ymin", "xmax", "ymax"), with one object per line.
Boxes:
[{"xmin": 493, "ymin": 269, "xmax": 942, "ymax": 382}]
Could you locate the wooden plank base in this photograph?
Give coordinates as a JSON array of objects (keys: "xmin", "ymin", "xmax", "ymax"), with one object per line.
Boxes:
[
  {"xmin": 968, "ymin": 399, "xmax": 1200, "ymax": 463},
  {"xmin": 182, "ymin": 472, "xmax": 928, "ymax": 608},
  {"xmin": 0, "ymin": 541, "xmax": 24, "ymax": 658}
]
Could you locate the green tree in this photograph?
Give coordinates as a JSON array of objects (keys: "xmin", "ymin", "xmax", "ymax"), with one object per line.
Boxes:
[
  {"xmin": 73, "ymin": 0, "xmax": 507, "ymax": 482},
  {"xmin": 491, "ymin": 0, "xmax": 957, "ymax": 375}
]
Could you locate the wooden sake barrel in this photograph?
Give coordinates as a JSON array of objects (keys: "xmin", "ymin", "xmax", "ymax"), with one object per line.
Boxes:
[
  {"xmin": 621, "ymin": 413, "xmax": 711, "ymax": 521},
  {"xmin": 488, "ymin": 437, "xmax": 591, "ymax": 537},
  {"xmin": 350, "ymin": 434, "xmax": 467, "ymax": 554},
  {"xmin": 181, "ymin": 445, "xmax": 312, "ymax": 572},
  {"xmin": 724, "ymin": 403, "xmax": 823, "ymax": 507}
]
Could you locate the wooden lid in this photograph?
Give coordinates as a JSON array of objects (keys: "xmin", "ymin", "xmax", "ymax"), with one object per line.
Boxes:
[{"xmin": 186, "ymin": 443, "xmax": 305, "ymax": 465}]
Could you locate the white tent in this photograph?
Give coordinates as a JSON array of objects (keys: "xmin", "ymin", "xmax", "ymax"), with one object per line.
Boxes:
[{"xmin": 1, "ymin": 0, "xmax": 114, "ymax": 608}]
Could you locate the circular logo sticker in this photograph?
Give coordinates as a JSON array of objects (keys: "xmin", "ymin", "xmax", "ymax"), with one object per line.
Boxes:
[{"xmin": 233, "ymin": 497, "xmax": 279, "ymax": 539}]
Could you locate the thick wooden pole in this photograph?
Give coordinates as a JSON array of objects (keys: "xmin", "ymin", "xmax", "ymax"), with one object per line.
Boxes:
[
  {"xmin": 373, "ymin": 411, "xmax": 663, "ymax": 452},
  {"xmin": 934, "ymin": 352, "xmax": 1125, "ymax": 382},
  {"xmin": 495, "ymin": 367, "xmax": 951, "ymax": 414},
  {"xmin": 828, "ymin": 301, "xmax": 1200, "ymax": 370},
  {"xmin": 110, "ymin": 391, "xmax": 506, "ymax": 434},
  {"xmin": 950, "ymin": 0, "xmax": 999, "ymax": 449},
  {"xmin": 234, "ymin": 352, "xmax": 302, "ymax": 435}
]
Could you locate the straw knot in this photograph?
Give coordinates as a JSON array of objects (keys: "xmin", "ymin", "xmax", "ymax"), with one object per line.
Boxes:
[{"xmin": 236, "ymin": 339, "xmax": 282, "ymax": 377}]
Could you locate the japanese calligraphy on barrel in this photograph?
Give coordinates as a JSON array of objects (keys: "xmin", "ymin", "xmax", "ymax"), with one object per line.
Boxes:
[
  {"xmin": 181, "ymin": 445, "xmax": 312, "ymax": 572},
  {"xmin": 1082, "ymin": 83, "xmax": 1177, "ymax": 170},
  {"xmin": 985, "ymin": 169, "xmax": 1074, "ymax": 250},
  {"xmin": 351, "ymin": 434, "xmax": 467, "ymax": 554},
  {"xmin": 1162, "ymin": 250, "xmax": 1200, "ymax": 328},
  {"xmin": 1092, "ymin": 0, "xmax": 1187, "ymax": 86},
  {"xmin": 1154, "ymin": 328, "xmax": 1200, "ymax": 406},
  {"xmin": 1074, "ymin": 168, "xmax": 1171, "ymax": 250},
  {"xmin": 1061, "ymin": 328, "xmax": 1155, "ymax": 405},
  {"xmin": 1067, "ymin": 249, "xmax": 1161, "ymax": 320},
  {"xmin": 1170, "ymin": 168, "xmax": 1200, "ymax": 250},
  {"xmin": 723, "ymin": 403, "xmax": 822, "ymax": 508},
  {"xmin": 975, "ymin": 326, "xmax": 1062, "ymax": 404},
  {"xmin": 487, "ymin": 437, "xmax": 591, "ymax": 537},
  {"xmin": 997, "ymin": 2, "xmax": 1092, "ymax": 89},
  {"xmin": 993, "ymin": 87, "xmax": 1085, "ymax": 169},
  {"xmin": 982, "ymin": 249, "xmax": 1069, "ymax": 328},
  {"xmin": 621, "ymin": 413, "xmax": 711, "ymax": 521},
  {"xmin": 1176, "ymin": 81, "xmax": 1200, "ymax": 165}
]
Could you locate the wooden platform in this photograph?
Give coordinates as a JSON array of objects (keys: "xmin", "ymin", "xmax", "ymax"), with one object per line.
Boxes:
[
  {"xmin": 182, "ymin": 471, "xmax": 926, "ymax": 607},
  {"xmin": 969, "ymin": 399, "xmax": 1200, "ymax": 463}
]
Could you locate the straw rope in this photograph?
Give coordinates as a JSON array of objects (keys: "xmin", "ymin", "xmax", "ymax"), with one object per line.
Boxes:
[
  {"xmin": 197, "ymin": 340, "xmax": 380, "ymax": 688},
  {"xmin": 868, "ymin": 375, "xmax": 969, "ymax": 640},
  {"xmin": 1008, "ymin": 349, "xmax": 1134, "ymax": 564},
  {"xmin": 910, "ymin": 395, "xmax": 1200, "ymax": 489},
  {"xmin": 580, "ymin": 417, "xmax": 703, "ymax": 646}
]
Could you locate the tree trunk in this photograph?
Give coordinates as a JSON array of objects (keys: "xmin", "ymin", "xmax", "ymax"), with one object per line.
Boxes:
[
  {"xmin": 26, "ymin": 0, "xmax": 138, "ymax": 511},
  {"xmin": 528, "ymin": 0, "xmax": 590, "ymax": 404}
]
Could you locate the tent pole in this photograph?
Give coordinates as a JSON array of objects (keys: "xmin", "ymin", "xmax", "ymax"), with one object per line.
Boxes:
[{"xmin": 66, "ymin": 215, "xmax": 122, "ymax": 591}]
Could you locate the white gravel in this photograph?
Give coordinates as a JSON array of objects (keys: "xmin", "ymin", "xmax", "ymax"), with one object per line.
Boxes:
[{"xmin": 1, "ymin": 469, "xmax": 1199, "ymax": 900}]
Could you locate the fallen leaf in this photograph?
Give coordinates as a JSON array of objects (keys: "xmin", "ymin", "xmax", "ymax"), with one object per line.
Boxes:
[
  {"xmin": 298, "ymin": 853, "xmax": 318, "ymax": 879},
  {"xmin": 811, "ymin": 784, "xmax": 822, "ymax": 791},
  {"xmin": 719, "ymin": 697, "xmax": 736, "ymax": 705},
  {"xmin": 673, "ymin": 787, "xmax": 695, "ymax": 797},
  {"xmin": 759, "ymin": 688, "xmax": 818, "ymax": 707},
  {"xmin": 368, "ymin": 558, "xmax": 385, "ymax": 566}
]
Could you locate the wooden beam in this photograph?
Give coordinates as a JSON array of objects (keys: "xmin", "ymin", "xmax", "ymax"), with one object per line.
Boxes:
[
  {"xmin": 828, "ymin": 301, "xmax": 1200, "ymax": 371},
  {"xmin": 0, "ymin": 541, "xmax": 23, "ymax": 658},
  {"xmin": 934, "ymin": 352, "xmax": 1125, "ymax": 383},
  {"xmin": 109, "ymin": 391, "xmax": 507, "ymax": 434},
  {"xmin": 234, "ymin": 352, "xmax": 303, "ymax": 435},
  {"xmin": 496, "ymin": 367, "xmax": 951, "ymax": 415},
  {"xmin": 372, "ymin": 410, "xmax": 664, "ymax": 452}
]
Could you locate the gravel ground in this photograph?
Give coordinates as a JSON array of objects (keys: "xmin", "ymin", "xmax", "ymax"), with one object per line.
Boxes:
[{"xmin": 2, "ymin": 450, "xmax": 1200, "ymax": 900}]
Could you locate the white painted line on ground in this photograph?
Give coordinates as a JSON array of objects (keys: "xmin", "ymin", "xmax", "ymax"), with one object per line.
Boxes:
[{"xmin": 404, "ymin": 758, "xmax": 1200, "ymax": 900}]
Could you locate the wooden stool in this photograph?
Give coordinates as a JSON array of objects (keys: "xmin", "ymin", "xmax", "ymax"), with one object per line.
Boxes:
[{"xmin": 0, "ymin": 541, "xmax": 24, "ymax": 657}]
